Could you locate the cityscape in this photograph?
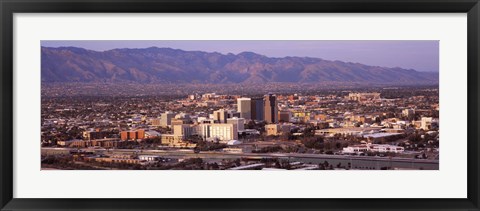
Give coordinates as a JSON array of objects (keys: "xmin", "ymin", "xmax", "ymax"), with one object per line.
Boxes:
[{"xmin": 41, "ymin": 41, "xmax": 439, "ymax": 170}]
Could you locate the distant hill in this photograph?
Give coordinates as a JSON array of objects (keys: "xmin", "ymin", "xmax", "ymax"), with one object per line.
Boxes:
[{"xmin": 41, "ymin": 46, "xmax": 438, "ymax": 85}]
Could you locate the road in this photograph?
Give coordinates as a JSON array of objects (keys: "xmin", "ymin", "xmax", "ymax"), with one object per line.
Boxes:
[{"xmin": 41, "ymin": 147, "xmax": 439, "ymax": 170}]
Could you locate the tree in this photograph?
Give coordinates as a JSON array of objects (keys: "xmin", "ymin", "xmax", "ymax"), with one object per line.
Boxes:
[{"xmin": 301, "ymin": 137, "xmax": 324, "ymax": 150}]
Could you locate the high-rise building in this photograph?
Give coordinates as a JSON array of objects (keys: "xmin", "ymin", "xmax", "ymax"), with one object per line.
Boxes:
[
  {"xmin": 250, "ymin": 97, "xmax": 264, "ymax": 121},
  {"xmin": 227, "ymin": 117, "xmax": 245, "ymax": 132},
  {"xmin": 237, "ymin": 97, "xmax": 252, "ymax": 119},
  {"xmin": 264, "ymin": 94, "xmax": 278, "ymax": 123},
  {"xmin": 213, "ymin": 109, "xmax": 228, "ymax": 123},
  {"xmin": 160, "ymin": 112, "xmax": 176, "ymax": 127}
]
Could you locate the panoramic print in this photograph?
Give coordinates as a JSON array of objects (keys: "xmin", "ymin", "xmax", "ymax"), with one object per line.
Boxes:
[{"xmin": 41, "ymin": 40, "xmax": 439, "ymax": 170}]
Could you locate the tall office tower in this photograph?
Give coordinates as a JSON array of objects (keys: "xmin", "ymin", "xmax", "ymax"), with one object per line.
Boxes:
[
  {"xmin": 213, "ymin": 109, "xmax": 228, "ymax": 123},
  {"xmin": 160, "ymin": 111, "xmax": 176, "ymax": 127},
  {"xmin": 264, "ymin": 94, "xmax": 278, "ymax": 123},
  {"xmin": 237, "ymin": 97, "xmax": 252, "ymax": 119},
  {"xmin": 250, "ymin": 97, "xmax": 264, "ymax": 121}
]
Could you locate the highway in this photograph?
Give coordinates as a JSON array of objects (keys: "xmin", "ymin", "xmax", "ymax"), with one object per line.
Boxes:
[{"xmin": 42, "ymin": 147, "xmax": 439, "ymax": 170}]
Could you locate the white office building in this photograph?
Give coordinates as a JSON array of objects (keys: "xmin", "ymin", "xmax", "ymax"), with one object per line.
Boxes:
[
  {"xmin": 237, "ymin": 97, "xmax": 252, "ymax": 119},
  {"xmin": 198, "ymin": 123, "xmax": 238, "ymax": 141}
]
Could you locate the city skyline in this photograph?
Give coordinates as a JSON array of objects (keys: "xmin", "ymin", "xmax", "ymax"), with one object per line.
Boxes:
[
  {"xmin": 41, "ymin": 40, "xmax": 439, "ymax": 170},
  {"xmin": 41, "ymin": 87, "xmax": 440, "ymax": 170}
]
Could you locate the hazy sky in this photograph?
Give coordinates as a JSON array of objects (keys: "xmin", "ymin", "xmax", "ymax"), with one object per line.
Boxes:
[{"xmin": 41, "ymin": 40, "xmax": 439, "ymax": 72}]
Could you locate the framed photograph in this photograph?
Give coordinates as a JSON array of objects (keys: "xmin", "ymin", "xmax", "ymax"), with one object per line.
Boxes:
[{"xmin": 1, "ymin": 0, "xmax": 479, "ymax": 210}]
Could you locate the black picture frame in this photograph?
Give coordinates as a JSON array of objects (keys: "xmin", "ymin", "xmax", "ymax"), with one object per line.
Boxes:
[{"xmin": 1, "ymin": 0, "xmax": 479, "ymax": 210}]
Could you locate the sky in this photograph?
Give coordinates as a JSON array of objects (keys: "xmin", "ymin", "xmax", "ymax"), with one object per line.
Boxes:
[{"xmin": 41, "ymin": 40, "xmax": 439, "ymax": 72}]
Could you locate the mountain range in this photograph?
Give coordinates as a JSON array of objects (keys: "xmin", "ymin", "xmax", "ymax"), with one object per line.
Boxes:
[{"xmin": 41, "ymin": 46, "xmax": 438, "ymax": 85}]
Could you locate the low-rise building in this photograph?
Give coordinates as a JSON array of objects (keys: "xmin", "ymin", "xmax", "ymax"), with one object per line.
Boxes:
[
  {"xmin": 59, "ymin": 138, "xmax": 124, "ymax": 148},
  {"xmin": 120, "ymin": 129, "xmax": 145, "ymax": 141},
  {"xmin": 151, "ymin": 118, "xmax": 162, "ymax": 126},
  {"xmin": 144, "ymin": 130, "xmax": 161, "ymax": 138},
  {"xmin": 278, "ymin": 110, "xmax": 291, "ymax": 122},
  {"xmin": 265, "ymin": 124, "xmax": 281, "ymax": 136},
  {"xmin": 85, "ymin": 156, "xmax": 144, "ymax": 165},
  {"xmin": 57, "ymin": 139, "xmax": 81, "ymax": 147},
  {"xmin": 213, "ymin": 109, "xmax": 228, "ymax": 123},
  {"xmin": 342, "ymin": 143, "xmax": 404, "ymax": 154},
  {"xmin": 83, "ymin": 130, "xmax": 112, "ymax": 140},
  {"xmin": 315, "ymin": 127, "xmax": 381, "ymax": 137},
  {"xmin": 421, "ymin": 117, "xmax": 439, "ymax": 130},
  {"xmin": 138, "ymin": 155, "xmax": 161, "ymax": 161},
  {"xmin": 347, "ymin": 92, "xmax": 381, "ymax": 102},
  {"xmin": 160, "ymin": 134, "xmax": 196, "ymax": 148}
]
